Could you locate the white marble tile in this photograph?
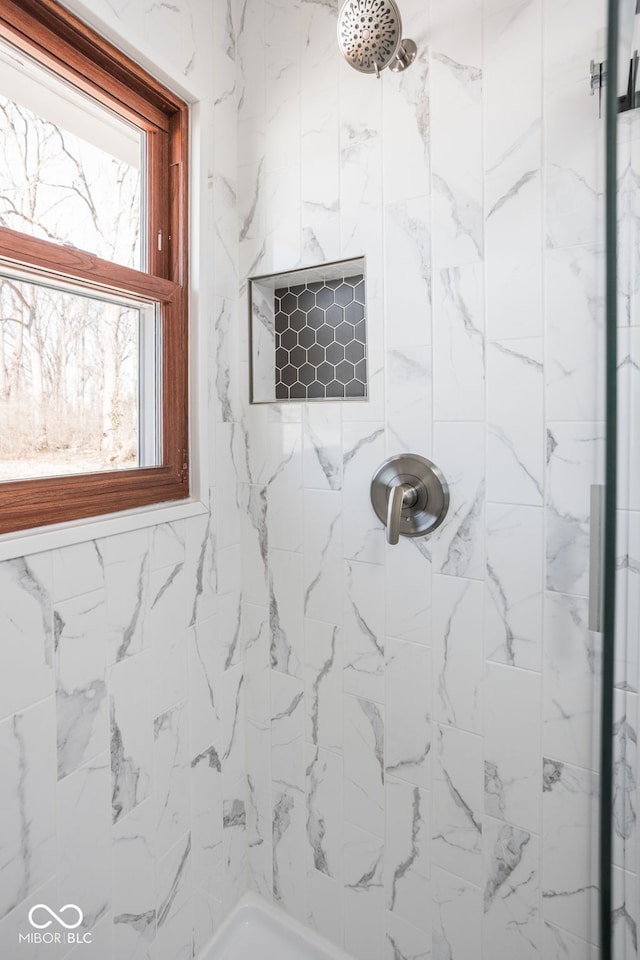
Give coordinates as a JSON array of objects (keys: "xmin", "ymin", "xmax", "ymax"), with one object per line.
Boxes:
[
  {"xmin": 191, "ymin": 738, "xmax": 223, "ymax": 894},
  {"xmin": 149, "ymin": 522, "xmax": 185, "ymax": 573},
  {"xmin": 112, "ymin": 798, "xmax": 157, "ymax": 948},
  {"xmin": 57, "ymin": 751, "xmax": 111, "ymax": 933},
  {"xmin": 267, "ymin": 422, "xmax": 303, "ymax": 553},
  {"xmin": 243, "ymin": 603, "xmax": 271, "ymax": 726},
  {"xmin": 483, "ymin": 816, "xmax": 540, "ymax": 959},
  {"xmin": 612, "ymin": 689, "xmax": 637, "ymax": 875},
  {"xmin": 343, "ymin": 422, "xmax": 386, "ymax": 565},
  {"xmin": 154, "ymin": 702, "xmax": 190, "ymax": 857},
  {"xmin": 52, "ymin": 541, "xmax": 104, "ymax": 603},
  {"xmin": 344, "ymin": 694, "xmax": 385, "ymax": 838},
  {"xmin": 543, "ymin": 592, "xmax": 600, "ymax": 772},
  {"xmin": 104, "ymin": 544, "xmax": 148, "ymax": 665},
  {"xmin": 303, "ymin": 490, "xmax": 343, "ymax": 627},
  {"xmin": 429, "ymin": 0, "xmax": 482, "ymax": 117},
  {"xmin": 0, "ymin": 877, "xmax": 66, "ymax": 960},
  {"xmin": 271, "ymin": 670, "xmax": 305, "ymax": 799},
  {"xmin": 431, "ymin": 103, "xmax": 483, "ymax": 269},
  {"xmin": 485, "ymin": 503, "xmax": 544, "ymax": 671},
  {"xmin": 301, "ymin": 89, "xmax": 340, "ymax": 229},
  {"xmin": 484, "ymin": 0, "xmax": 543, "ymax": 342},
  {"xmin": 432, "ymin": 866, "xmax": 482, "ymax": 960},
  {"xmin": 301, "ymin": 220, "xmax": 342, "ymax": 266},
  {"xmin": 67, "ymin": 909, "xmax": 113, "ymax": 960},
  {"xmin": 385, "ymin": 638, "xmax": 431, "ymax": 789},
  {"xmin": 484, "ymin": 664, "xmax": 541, "ymax": 834},
  {"xmin": 383, "ymin": 198, "xmax": 431, "ymax": 349},
  {"xmin": 304, "ymin": 619, "xmax": 343, "ymax": 754},
  {"xmin": 542, "ymin": 758, "xmax": 599, "ymax": 945},
  {"xmin": 55, "ymin": 588, "xmax": 108, "ymax": 779},
  {"xmin": 250, "ymin": 281, "xmax": 276, "ymax": 405},
  {"xmin": 432, "ymin": 724, "xmax": 483, "ymax": 885},
  {"xmin": 546, "ymin": 244, "xmax": 605, "ymax": 422},
  {"xmin": 239, "ymin": 483, "xmax": 269, "ymax": 609},
  {"xmin": 384, "ymin": 912, "xmax": 430, "ymax": 960},
  {"xmin": 344, "ymin": 560, "xmax": 385, "ymax": 703},
  {"xmin": 219, "ymin": 662, "xmax": 246, "ymax": 792},
  {"xmin": 432, "ymin": 574, "xmax": 484, "ymax": 734},
  {"xmin": 269, "ymin": 548, "xmax": 304, "ymax": 678},
  {"xmin": 343, "ymin": 823, "xmax": 385, "ymax": 960},
  {"xmin": 215, "ymin": 426, "xmax": 241, "ymax": 551},
  {"xmin": 218, "ymin": 590, "xmax": 244, "ymax": 669},
  {"xmin": 382, "ymin": 37, "xmax": 430, "ymax": 205},
  {"xmin": 306, "ymin": 868, "xmax": 344, "ymax": 951},
  {"xmin": 153, "ymin": 832, "xmax": 192, "ymax": 960},
  {"xmin": 339, "ymin": 70, "xmax": 382, "ymax": 220},
  {"xmin": 246, "ymin": 718, "xmax": 272, "ymax": 899},
  {"xmin": 272, "ymin": 788, "xmax": 306, "ymax": 924},
  {"xmin": 223, "ymin": 793, "xmax": 248, "ymax": 914},
  {"xmin": 110, "ymin": 651, "xmax": 153, "ymax": 824},
  {"xmin": 185, "ymin": 511, "xmax": 218, "ymax": 627},
  {"xmin": 302, "ymin": 404, "xmax": 343, "ymax": 492},
  {"xmin": 618, "ymin": 326, "xmax": 640, "ymax": 512},
  {"xmin": 386, "ymin": 347, "xmax": 433, "ymax": 455},
  {"xmin": 0, "ymin": 556, "xmax": 53, "ymax": 720},
  {"xmin": 543, "ymin": 0, "xmax": 604, "ymax": 251},
  {"xmin": 188, "ymin": 617, "xmax": 222, "ymax": 760},
  {"xmin": 542, "ymin": 922, "xmax": 599, "ymax": 960},
  {"xmin": 213, "ymin": 299, "xmax": 241, "ymax": 427},
  {"xmin": 300, "ymin": 0, "xmax": 338, "ymax": 95},
  {"xmin": 546, "ymin": 422, "xmax": 605, "ymax": 597},
  {"xmin": 432, "ymin": 422, "xmax": 485, "ymax": 580},
  {"xmin": 433, "ymin": 264, "xmax": 485, "ymax": 422},
  {"xmin": 612, "ymin": 865, "xmax": 638, "ymax": 960},
  {"xmin": 306, "ymin": 745, "xmax": 343, "ymax": 881},
  {"xmin": 148, "ymin": 562, "xmax": 188, "ymax": 718},
  {"xmin": 192, "ymin": 887, "xmax": 223, "ymax": 960},
  {"xmin": 0, "ymin": 698, "xmax": 56, "ymax": 921},
  {"xmin": 487, "ymin": 339, "xmax": 544, "ymax": 505},
  {"xmin": 385, "ymin": 778, "xmax": 430, "ymax": 934},
  {"xmin": 384, "ymin": 537, "xmax": 432, "ymax": 646}
]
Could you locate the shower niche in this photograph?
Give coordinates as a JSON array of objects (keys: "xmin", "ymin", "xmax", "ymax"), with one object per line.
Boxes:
[{"xmin": 248, "ymin": 257, "xmax": 367, "ymax": 403}]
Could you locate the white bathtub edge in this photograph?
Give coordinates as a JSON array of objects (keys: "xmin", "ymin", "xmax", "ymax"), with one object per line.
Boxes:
[{"xmin": 195, "ymin": 891, "xmax": 355, "ymax": 960}]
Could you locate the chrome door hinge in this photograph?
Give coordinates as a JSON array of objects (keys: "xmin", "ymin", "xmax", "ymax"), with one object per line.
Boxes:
[{"xmin": 180, "ymin": 448, "xmax": 189, "ymax": 484}]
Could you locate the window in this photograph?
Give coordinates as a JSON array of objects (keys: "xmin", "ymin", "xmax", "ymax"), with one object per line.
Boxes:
[{"xmin": 0, "ymin": 0, "xmax": 189, "ymax": 534}]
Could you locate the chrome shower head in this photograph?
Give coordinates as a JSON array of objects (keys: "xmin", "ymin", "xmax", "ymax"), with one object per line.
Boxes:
[{"xmin": 337, "ymin": 0, "xmax": 417, "ymax": 78}]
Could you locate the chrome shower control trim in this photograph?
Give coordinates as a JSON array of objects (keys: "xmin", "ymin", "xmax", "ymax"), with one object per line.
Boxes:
[{"xmin": 370, "ymin": 454, "xmax": 449, "ymax": 545}]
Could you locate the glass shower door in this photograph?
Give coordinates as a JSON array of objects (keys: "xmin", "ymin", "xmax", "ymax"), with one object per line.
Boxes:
[{"xmin": 605, "ymin": 1, "xmax": 640, "ymax": 956}]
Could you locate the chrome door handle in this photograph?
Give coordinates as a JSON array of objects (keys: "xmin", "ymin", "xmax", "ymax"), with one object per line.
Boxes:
[{"xmin": 387, "ymin": 483, "xmax": 418, "ymax": 545}]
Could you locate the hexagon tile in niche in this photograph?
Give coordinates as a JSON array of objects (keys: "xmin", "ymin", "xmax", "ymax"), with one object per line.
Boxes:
[{"xmin": 274, "ymin": 276, "xmax": 367, "ymax": 400}]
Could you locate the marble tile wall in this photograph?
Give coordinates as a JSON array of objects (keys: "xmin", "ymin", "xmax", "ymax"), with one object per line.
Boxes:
[
  {"xmin": 0, "ymin": 1, "xmax": 248, "ymax": 958},
  {"xmin": 1, "ymin": 1, "xmax": 637, "ymax": 959},
  {"xmin": 235, "ymin": 0, "xmax": 640, "ymax": 957}
]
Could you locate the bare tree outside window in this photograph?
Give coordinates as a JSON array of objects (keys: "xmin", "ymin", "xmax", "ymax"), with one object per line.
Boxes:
[
  {"xmin": 0, "ymin": 91, "xmax": 146, "ymax": 481},
  {"xmin": 0, "ymin": 0, "xmax": 188, "ymax": 536}
]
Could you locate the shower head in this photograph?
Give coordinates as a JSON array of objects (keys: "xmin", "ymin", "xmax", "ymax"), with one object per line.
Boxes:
[{"xmin": 337, "ymin": 0, "xmax": 417, "ymax": 78}]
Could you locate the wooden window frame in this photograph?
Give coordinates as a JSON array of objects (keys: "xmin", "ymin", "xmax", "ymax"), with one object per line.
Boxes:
[{"xmin": 0, "ymin": 0, "xmax": 189, "ymax": 535}]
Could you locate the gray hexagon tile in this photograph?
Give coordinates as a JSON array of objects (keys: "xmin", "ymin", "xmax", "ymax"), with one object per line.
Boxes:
[{"xmin": 274, "ymin": 275, "xmax": 367, "ymax": 401}]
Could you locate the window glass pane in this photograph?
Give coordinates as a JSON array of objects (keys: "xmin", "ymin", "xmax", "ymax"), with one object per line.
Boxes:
[
  {"xmin": 0, "ymin": 38, "xmax": 143, "ymax": 268},
  {"xmin": 0, "ymin": 272, "xmax": 159, "ymax": 482}
]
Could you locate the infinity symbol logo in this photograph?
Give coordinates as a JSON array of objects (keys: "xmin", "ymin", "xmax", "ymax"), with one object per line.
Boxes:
[{"xmin": 28, "ymin": 904, "xmax": 84, "ymax": 930}]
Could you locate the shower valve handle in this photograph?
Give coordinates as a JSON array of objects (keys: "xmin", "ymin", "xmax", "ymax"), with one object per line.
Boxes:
[
  {"xmin": 386, "ymin": 483, "xmax": 417, "ymax": 545},
  {"xmin": 370, "ymin": 454, "xmax": 449, "ymax": 545}
]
